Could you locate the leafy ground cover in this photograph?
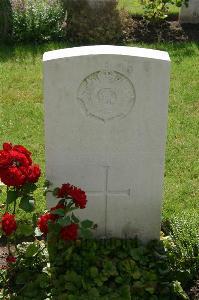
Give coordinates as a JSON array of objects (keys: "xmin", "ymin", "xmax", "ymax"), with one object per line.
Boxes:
[{"xmin": 0, "ymin": 237, "xmax": 190, "ymax": 299}]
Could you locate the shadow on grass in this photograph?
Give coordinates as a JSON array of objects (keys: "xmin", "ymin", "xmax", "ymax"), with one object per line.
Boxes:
[
  {"xmin": 156, "ymin": 42, "xmax": 199, "ymax": 58},
  {"xmin": 0, "ymin": 39, "xmax": 198, "ymax": 63},
  {"xmin": 0, "ymin": 41, "xmax": 73, "ymax": 62}
]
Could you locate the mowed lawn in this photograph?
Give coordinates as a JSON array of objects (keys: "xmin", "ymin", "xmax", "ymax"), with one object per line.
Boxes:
[
  {"xmin": 0, "ymin": 42, "xmax": 198, "ymax": 225},
  {"xmin": 118, "ymin": 0, "xmax": 180, "ymax": 15}
]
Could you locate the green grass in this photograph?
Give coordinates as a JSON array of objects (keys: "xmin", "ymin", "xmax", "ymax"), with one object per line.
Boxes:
[
  {"xmin": 0, "ymin": 42, "xmax": 198, "ymax": 226},
  {"xmin": 118, "ymin": 0, "xmax": 180, "ymax": 16},
  {"xmin": 118, "ymin": 0, "xmax": 143, "ymax": 15}
]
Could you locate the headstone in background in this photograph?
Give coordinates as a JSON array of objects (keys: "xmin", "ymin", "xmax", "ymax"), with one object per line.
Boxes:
[
  {"xmin": 62, "ymin": 0, "xmax": 132, "ymax": 44},
  {"xmin": 87, "ymin": 0, "xmax": 114, "ymax": 7},
  {"xmin": 0, "ymin": 0, "xmax": 12, "ymax": 42},
  {"xmin": 179, "ymin": 0, "xmax": 199, "ymax": 24},
  {"xmin": 43, "ymin": 45, "xmax": 170, "ymax": 242}
]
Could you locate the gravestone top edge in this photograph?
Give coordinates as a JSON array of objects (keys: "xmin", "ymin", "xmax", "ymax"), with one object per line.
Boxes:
[{"xmin": 43, "ymin": 45, "xmax": 170, "ymax": 62}]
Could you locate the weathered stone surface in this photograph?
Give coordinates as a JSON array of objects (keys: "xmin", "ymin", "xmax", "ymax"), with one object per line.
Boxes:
[
  {"xmin": 179, "ymin": 0, "xmax": 199, "ymax": 24},
  {"xmin": 63, "ymin": 0, "xmax": 131, "ymax": 44}
]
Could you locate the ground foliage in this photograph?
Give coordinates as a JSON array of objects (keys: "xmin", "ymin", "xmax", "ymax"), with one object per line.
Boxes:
[
  {"xmin": 142, "ymin": 0, "xmax": 188, "ymax": 22},
  {"xmin": 128, "ymin": 18, "xmax": 199, "ymax": 43},
  {"xmin": 11, "ymin": 0, "xmax": 65, "ymax": 42},
  {"xmin": 0, "ymin": 238, "xmax": 189, "ymax": 300},
  {"xmin": 163, "ymin": 216, "xmax": 199, "ymax": 289},
  {"xmin": 0, "ymin": 0, "xmax": 198, "ymax": 44}
]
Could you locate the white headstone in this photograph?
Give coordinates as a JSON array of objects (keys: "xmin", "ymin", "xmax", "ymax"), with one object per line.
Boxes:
[
  {"xmin": 43, "ymin": 45, "xmax": 170, "ymax": 242},
  {"xmin": 179, "ymin": 0, "xmax": 199, "ymax": 24}
]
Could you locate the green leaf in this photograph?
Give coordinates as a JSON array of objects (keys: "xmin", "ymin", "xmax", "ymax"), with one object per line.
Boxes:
[
  {"xmin": 88, "ymin": 288, "xmax": 100, "ymax": 298},
  {"xmin": 25, "ymin": 243, "xmax": 39, "ymax": 257},
  {"xmin": 65, "ymin": 282, "xmax": 76, "ymax": 291},
  {"xmin": 103, "ymin": 260, "xmax": 118, "ymax": 276},
  {"xmin": 146, "ymin": 287, "xmax": 155, "ymax": 294},
  {"xmin": 6, "ymin": 190, "xmax": 18, "ymax": 204},
  {"xmin": 16, "ymin": 272, "xmax": 30, "ymax": 284},
  {"xmin": 132, "ymin": 270, "xmax": 141, "ymax": 280},
  {"xmin": 48, "ymin": 222, "xmax": 60, "ymax": 235},
  {"xmin": 67, "ymin": 295, "xmax": 78, "ymax": 300},
  {"xmin": 57, "ymin": 216, "xmax": 71, "ymax": 226},
  {"xmin": 22, "ymin": 182, "xmax": 37, "ymax": 193},
  {"xmin": 51, "ymin": 208, "xmax": 65, "ymax": 216},
  {"xmin": 19, "ymin": 195, "xmax": 35, "ymax": 212},
  {"xmin": 130, "ymin": 248, "xmax": 143, "ymax": 261},
  {"xmin": 81, "ymin": 219, "xmax": 94, "ymax": 228},
  {"xmin": 90, "ymin": 267, "xmax": 99, "ymax": 278},
  {"xmin": 44, "ymin": 180, "xmax": 52, "ymax": 188},
  {"xmin": 120, "ymin": 285, "xmax": 131, "ymax": 299},
  {"xmin": 53, "ymin": 187, "xmax": 59, "ymax": 196},
  {"xmin": 32, "ymin": 213, "xmax": 38, "ymax": 227},
  {"xmin": 80, "ymin": 227, "xmax": 93, "ymax": 239},
  {"xmin": 38, "ymin": 273, "xmax": 50, "ymax": 289},
  {"xmin": 18, "ymin": 223, "xmax": 33, "ymax": 237},
  {"xmin": 172, "ymin": 281, "xmax": 189, "ymax": 299},
  {"xmin": 71, "ymin": 213, "xmax": 79, "ymax": 223},
  {"xmin": 115, "ymin": 276, "xmax": 124, "ymax": 284}
]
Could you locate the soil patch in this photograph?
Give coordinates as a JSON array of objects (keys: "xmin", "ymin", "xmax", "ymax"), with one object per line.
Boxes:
[
  {"xmin": 188, "ymin": 279, "xmax": 199, "ymax": 300},
  {"xmin": 129, "ymin": 18, "xmax": 199, "ymax": 43},
  {"xmin": 0, "ymin": 245, "xmax": 8, "ymax": 269}
]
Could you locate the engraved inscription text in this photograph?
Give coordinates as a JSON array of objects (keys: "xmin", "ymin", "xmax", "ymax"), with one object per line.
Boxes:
[{"xmin": 77, "ymin": 70, "xmax": 136, "ymax": 122}]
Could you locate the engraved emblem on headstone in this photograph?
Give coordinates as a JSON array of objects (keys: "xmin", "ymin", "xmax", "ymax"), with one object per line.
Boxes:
[{"xmin": 77, "ymin": 70, "xmax": 136, "ymax": 122}]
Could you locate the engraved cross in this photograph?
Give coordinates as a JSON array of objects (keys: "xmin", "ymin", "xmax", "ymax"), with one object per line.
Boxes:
[{"xmin": 86, "ymin": 166, "xmax": 131, "ymax": 235}]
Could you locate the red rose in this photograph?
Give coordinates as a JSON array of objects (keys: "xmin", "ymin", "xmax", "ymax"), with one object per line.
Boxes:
[
  {"xmin": 57, "ymin": 183, "xmax": 87, "ymax": 209},
  {"xmin": 0, "ymin": 166, "xmax": 26, "ymax": 187},
  {"xmin": 10, "ymin": 150, "xmax": 30, "ymax": 168},
  {"xmin": 6, "ymin": 255, "xmax": 16, "ymax": 263},
  {"xmin": 0, "ymin": 149, "xmax": 31, "ymax": 186},
  {"xmin": 50, "ymin": 203, "xmax": 65, "ymax": 213},
  {"xmin": 70, "ymin": 187, "xmax": 87, "ymax": 209},
  {"xmin": 2, "ymin": 213, "xmax": 17, "ymax": 236},
  {"xmin": 13, "ymin": 144, "xmax": 31, "ymax": 157},
  {"xmin": 26, "ymin": 164, "xmax": 41, "ymax": 183},
  {"xmin": 13, "ymin": 145, "xmax": 32, "ymax": 165},
  {"xmin": 0, "ymin": 150, "xmax": 12, "ymax": 169},
  {"xmin": 60, "ymin": 223, "xmax": 78, "ymax": 241},
  {"xmin": 3, "ymin": 142, "xmax": 12, "ymax": 151},
  {"xmin": 57, "ymin": 183, "xmax": 73, "ymax": 198},
  {"xmin": 0, "ymin": 142, "xmax": 41, "ymax": 187},
  {"xmin": 37, "ymin": 213, "xmax": 55, "ymax": 235},
  {"xmin": 50, "ymin": 203, "xmax": 65, "ymax": 211}
]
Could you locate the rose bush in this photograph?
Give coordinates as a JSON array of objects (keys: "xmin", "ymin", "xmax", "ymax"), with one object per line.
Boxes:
[
  {"xmin": 0, "ymin": 142, "xmax": 189, "ymax": 299},
  {"xmin": 0, "ymin": 142, "xmax": 42, "ymax": 272},
  {"xmin": 36, "ymin": 182, "xmax": 94, "ymax": 243},
  {"xmin": 0, "ymin": 141, "xmax": 94, "ymax": 291}
]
